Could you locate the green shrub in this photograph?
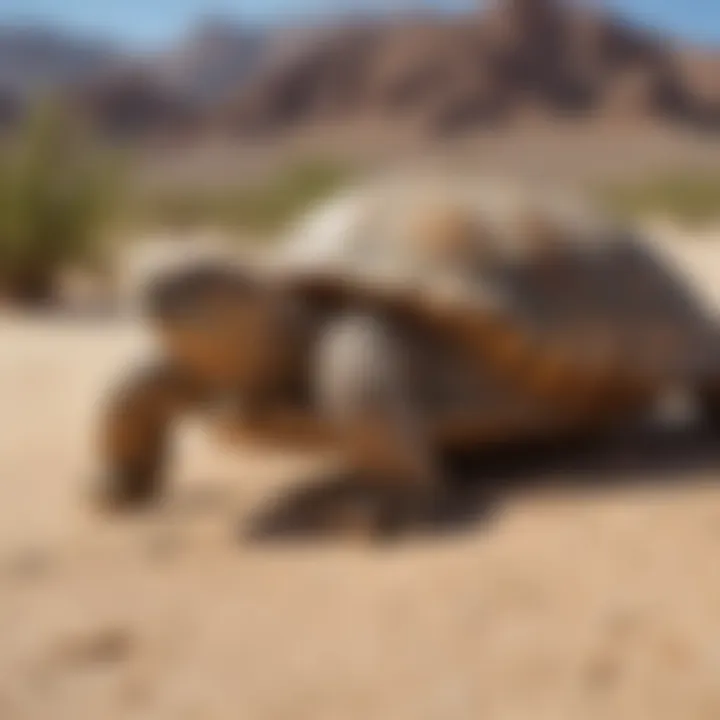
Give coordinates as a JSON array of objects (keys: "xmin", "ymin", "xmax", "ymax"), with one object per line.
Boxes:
[
  {"xmin": 597, "ymin": 171, "xmax": 720, "ymax": 227},
  {"xmin": 0, "ymin": 102, "xmax": 123, "ymax": 302}
]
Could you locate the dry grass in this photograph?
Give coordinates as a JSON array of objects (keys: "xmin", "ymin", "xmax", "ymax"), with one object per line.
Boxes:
[
  {"xmin": 598, "ymin": 171, "xmax": 720, "ymax": 227},
  {"xmin": 133, "ymin": 156, "xmax": 352, "ymax": 237}
]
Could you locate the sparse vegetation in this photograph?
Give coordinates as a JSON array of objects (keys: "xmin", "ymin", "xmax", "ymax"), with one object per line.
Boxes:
[
  {"xmin": 136, "ymin": 157, "xmax": 353, "ymax": 237},
  {"xmin": 0, "ymin": 111, "xmax": 352, "ymax": 305},
  {"xmin": 0, "ymin": 101, "xmax": 124, "ymax": 303},
  {"xmin": 597, "ymin": 171, "xmax": 720, "ymax": 227}
]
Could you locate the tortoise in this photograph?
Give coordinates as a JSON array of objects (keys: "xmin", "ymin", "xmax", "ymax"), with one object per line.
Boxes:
[{"xmin": 94, "ymin": 172, "xmax": 720, "ymax": 536}]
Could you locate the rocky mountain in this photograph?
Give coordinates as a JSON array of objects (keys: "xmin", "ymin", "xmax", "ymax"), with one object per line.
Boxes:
[
  {"xmin": 0, "ymin": 18, "xmax": 269, "ymax": 138},
  {"xmin": 0, "ymin": 25, "xmax": 122, "ymax": 98},
  {"xmin": 2, "ymin": 2, "xmax": 719, "ymax": 140},
  {"xmin": 145, "ymin": 19, "xmax": 268, "ymax": 106},
  {"xmin": 65, "ymin": 69, "xmax": 201, "ymax": 141},
  {"xmin": 0, "ymin": 19, "xmax": 268, "ymax": 105},
  {"xmin": 217, "ymin": 0, "xmax": 720, "ymax": 136}
]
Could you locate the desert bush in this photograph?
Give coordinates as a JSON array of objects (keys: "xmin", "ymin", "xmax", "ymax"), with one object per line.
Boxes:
[
  {"xmin": 139, "ymin": 156, "xmax": 352, "ymax": 237},
  {"xmin": 597, "ymin": 171, "xmax": 720, "ymax": 227},
  {"xmin": 0, "ymin": 102, "xmax": 123, "ymax": 303}
]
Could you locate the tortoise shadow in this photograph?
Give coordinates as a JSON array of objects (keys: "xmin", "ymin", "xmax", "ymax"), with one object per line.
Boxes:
[{"xmin": 243, "ymin": 420, "xmax": 720, "ymax": 544}]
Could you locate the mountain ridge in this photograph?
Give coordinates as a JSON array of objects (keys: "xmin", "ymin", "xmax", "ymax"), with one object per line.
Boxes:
[{"xmin": 1, "ymin": 2, "xmax": 718, "ymax": 139}]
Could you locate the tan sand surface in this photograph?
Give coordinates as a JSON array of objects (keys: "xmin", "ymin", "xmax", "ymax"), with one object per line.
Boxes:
[{"xmin": 3, "ymin": 233, "xmax": 720, "ymax": 719}]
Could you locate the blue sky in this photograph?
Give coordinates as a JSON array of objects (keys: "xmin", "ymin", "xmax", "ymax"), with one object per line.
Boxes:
[{"xmin": 1, "ymin": 0, "xmax": 719, "ymax": 48}]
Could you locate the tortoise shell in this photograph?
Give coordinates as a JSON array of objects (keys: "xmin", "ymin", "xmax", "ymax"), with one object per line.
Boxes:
[{"xmin": 273, "ymin": 171, "xmax": 720, "ymax": 394}]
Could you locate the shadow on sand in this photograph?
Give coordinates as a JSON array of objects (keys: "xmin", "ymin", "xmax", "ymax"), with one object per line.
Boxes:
[{"xmin": 242, "ymin": 419, "xmax": 720, "ymax": 544}]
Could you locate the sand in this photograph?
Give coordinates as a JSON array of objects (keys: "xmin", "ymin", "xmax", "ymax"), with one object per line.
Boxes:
[{"xmin": 3, "ymin": 232, "xmax": 720, "ymax": 719}]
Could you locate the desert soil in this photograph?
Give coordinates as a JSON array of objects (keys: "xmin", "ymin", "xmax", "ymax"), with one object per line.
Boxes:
[
  {"xmin": 139, "ymin": 124, "xmax": 720, "ymax": 193},
  {"xmin": 3, "ymin": 231, "xmax": 720, "ymax": 720}
]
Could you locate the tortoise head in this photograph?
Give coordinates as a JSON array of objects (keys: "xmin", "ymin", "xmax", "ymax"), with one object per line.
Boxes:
[{"xmin": 143, "ymin": 261, "xmax": 289, "ymax": 392}]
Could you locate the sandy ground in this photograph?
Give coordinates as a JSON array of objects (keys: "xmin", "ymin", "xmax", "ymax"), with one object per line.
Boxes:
[{"xmin": 4, "ymin": 234, "xmax": 720, "ymax": 719}]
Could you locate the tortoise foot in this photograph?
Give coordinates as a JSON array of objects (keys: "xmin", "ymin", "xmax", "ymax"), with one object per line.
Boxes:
[{"xmin": 88, "ymin": 464, "xmax": 166, "ymax": 514}]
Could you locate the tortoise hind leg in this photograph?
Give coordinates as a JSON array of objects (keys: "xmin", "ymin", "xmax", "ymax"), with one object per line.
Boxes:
[
  {"xmin": 93, "ymin": 360, "xmax": 197, "ymax": 511},
  {"xmin": 314, "ymin": 313, "xmax": 443, "ymax": 538},
  {"xmin": 696, "ymin": 383, "xmax": 720, "ymax": 429}
]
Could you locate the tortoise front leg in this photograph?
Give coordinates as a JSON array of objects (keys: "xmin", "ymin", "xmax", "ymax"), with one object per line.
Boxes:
[
  {"xmin": 93, "ymin": 360, "xmax": 198, "ymax": 511},
  {"xmin": 314, "ymin": 313, "xmax": 443, "ymax": 537}
]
